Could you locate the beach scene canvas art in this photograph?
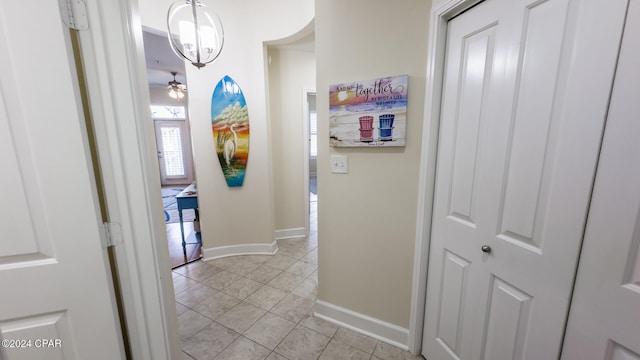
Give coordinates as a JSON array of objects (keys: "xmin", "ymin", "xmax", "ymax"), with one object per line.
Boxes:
[
  {"xmin": 211, "ymin": 76, "xmax": 249, "ymax": 187},
  {"xmin": 329, "ymin": 75, "xmax": 408, "ymax": 147}
]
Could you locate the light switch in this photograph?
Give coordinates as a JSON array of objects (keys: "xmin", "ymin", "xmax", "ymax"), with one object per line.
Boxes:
[{"xmin": 331, "ymin": 154, "xmax": 348, "ymax": 174}]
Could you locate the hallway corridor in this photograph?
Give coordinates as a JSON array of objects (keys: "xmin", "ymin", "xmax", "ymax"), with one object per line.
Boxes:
[{"xmin": 173, "ymin": 201, "xmax": 420, "ymax": 359}]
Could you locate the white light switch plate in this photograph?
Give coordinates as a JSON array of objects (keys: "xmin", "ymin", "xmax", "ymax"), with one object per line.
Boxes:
[{"xmin": 331, "ymin": 154, "xmax": 348, "ymax": 174}]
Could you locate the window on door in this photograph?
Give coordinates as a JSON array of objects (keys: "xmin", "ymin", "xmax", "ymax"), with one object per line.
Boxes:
[{"xmin": 159, "ymin": 126, "xmax": 186, "ymax": 176}]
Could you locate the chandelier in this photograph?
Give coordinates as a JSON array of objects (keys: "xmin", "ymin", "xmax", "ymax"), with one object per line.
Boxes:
[
  {"xmin": 167, "ymin": 0, "xmax": 224, "ymax": 69},
  {"xmin": 168, "ymin": 72, "xmax": 186, "ymax": 100}
]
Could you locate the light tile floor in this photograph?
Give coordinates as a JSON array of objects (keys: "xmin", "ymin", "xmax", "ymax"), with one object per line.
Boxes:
[{"xmin": 174, "ymin": 199, "xmax": 423, "ymax": 360}]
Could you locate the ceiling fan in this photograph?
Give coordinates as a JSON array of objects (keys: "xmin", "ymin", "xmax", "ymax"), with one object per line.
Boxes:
[{"xmin": 168, "ymin": 71, "xmax": 187, "ymax": 100}]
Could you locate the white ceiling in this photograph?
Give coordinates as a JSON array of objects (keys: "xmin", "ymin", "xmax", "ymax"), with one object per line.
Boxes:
[
  {"xmin": 142, "ymin": 28, "xmax": 315, "ymax": 90},
  {"xmin": 142, "ymin": 30, "xmax": 186, "ymax": 88},
  {"xmin": 269, "ymin": 31, "xmax": 315, "ymax": 52}
]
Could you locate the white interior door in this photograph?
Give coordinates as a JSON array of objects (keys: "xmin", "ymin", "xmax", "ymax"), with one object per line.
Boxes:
[
  {"xmin": 0, "ymin": 2, "xmax": 123, "ymax": 359},
  {"xmin": 562, "ymin": 1, "xmax": 640, "ymax": 358},
  {"xmin": 154, "ymin": 120, "xmax": 194, "ymax": 186},
  {"xmin": 422, "ymin": 0, "xmax": 625, "ymax": 359}
]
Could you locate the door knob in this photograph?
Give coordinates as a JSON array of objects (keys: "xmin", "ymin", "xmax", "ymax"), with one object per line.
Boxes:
[{"xmin": 481, "ymin": 245, "xmax": 491, "ymax": 253}]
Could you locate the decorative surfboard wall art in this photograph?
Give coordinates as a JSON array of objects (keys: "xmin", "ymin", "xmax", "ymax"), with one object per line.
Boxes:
[{"xmin": 211, "ymin": 76, "xmax": 249, "ymax": 187}]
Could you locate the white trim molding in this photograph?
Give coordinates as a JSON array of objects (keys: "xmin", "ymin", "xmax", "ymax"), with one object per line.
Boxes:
[
  {"xmin": 314, "ymin": 300, "xmax": 409, "ymax": 350},
  {"xmin": 202, "ymin": 241, "xmax": 278, "ymax": 261},
  {"xmin": 274, "ymin": 227, "xmax": 307, "ymax": 240},
  {"xmin": 77, "ymin": 0, "xmax": 185, "ymax": 358}
]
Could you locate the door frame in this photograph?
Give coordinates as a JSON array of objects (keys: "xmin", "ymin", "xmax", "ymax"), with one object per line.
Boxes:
[
  {"xmin": 302, "ymin": 88, "xmax": 316, "ymax": 236},
  {"xmin": 74, "ymin": 0, "xmax": 180, "ymax": 359},
  {"xmin": 408, "ymin": 0, "xmax": 630, "ymax": 354}
]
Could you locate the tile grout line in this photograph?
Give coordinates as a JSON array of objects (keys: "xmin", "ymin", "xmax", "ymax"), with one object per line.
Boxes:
[
  {"xmin": 179, "ymin": 246, "xmax": 318, "ymax": 359},
  {"xmin": 179, "ymin": 238, "xmax": 398, "ymax": 360}
]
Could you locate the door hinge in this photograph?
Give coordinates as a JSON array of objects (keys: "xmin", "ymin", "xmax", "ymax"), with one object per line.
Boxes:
[
  {"xmin": 100, "ymin": 222, "xmax": 123, "ymax": 248},
  {"xmin": 59, "ymin": 0, "xmax": 89, "ymax": 30}
]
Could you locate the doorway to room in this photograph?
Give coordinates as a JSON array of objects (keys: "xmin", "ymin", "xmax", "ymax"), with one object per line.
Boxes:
[
  {"xmin": 154, "ymin": 110, "xmax": 200, "ymax": 268},
  {"xmin": 265, "ymin": 32, "xmax": 316, "ymax": 242},
  {"xmin": 307, "ymin": 92, "xmax": 317, "ymax": 237},
  {"xmin": 143, "ymin": 30, "xmax": 201, "ymax": 268}
]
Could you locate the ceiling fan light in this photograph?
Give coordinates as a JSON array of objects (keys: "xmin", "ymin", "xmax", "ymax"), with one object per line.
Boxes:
[
  {"xmin": 169, "ymin": 88, "xmax": 185, "ymax": 99},
  {"xmin": 168, "ymin": 72, "xmax": 186, "ymax": 100}
]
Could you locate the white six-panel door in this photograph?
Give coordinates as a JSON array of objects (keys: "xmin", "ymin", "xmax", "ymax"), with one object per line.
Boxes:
[
  {"xmin": 422, "ymin": 0, "xmax": 627, "ymax": 359},
  {"xmin": 562, "ymin": 1, "xmax": 640, "ymax": 358},
  {"xmin": 0, "ymin": 1, "xmax": 124, "ymax": 359}
]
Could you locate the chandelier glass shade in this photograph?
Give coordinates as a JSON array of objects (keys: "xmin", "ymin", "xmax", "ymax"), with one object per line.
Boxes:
[{"xmin": 167, "ymin": 0, "xmax": 224, "ymax": 69}]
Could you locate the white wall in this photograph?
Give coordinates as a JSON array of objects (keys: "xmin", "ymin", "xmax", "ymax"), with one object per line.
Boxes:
[
  {"xmin": 268, "ymin": 46, "xmax": 316, "ymax": 233},
  {"xmin": 139, "ymin": 0, "xmax": 432, "ymax": 336},
  {"xmin": 139, "ymin": 0, "xmax": 314, "ymax": 254},
  {"xmin": 316, "ymin": 0, "xmax": 431, "ymax": 331}
]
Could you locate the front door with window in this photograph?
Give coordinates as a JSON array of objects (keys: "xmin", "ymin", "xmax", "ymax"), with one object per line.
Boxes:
[{"xmin": 154, "ymin": 118, "xmax": 194, "ymax": 186}]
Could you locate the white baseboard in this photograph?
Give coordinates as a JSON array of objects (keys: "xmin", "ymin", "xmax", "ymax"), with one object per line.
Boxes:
[
  {"xmin": 202, "ymin": 241, "xmax": 278, "ymax": 261},
  {"xmin": 314, "ymin": 300, "xmax": 409, "ymax": 350},
  {"xmin": 274, "ymin": 227, "xmax": 306, "ymax": 240}
]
